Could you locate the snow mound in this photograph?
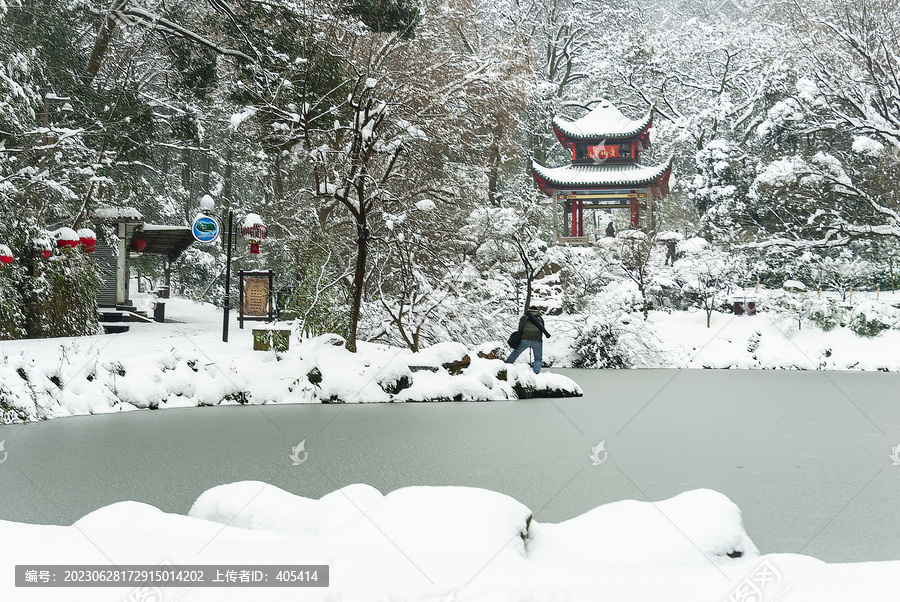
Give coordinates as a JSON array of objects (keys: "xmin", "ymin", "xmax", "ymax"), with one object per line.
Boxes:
[
  {"xmin": 188, "ymin": 483, "xmax": 750, "ymax": 570},
  {"xmin": 529, "ymin": 489, "xmax": 758, "ymax": 566},
  {"xmin": 190, "ymin": 482, "xmax": 383, "ymax": 536},
  {"xmin": 190, "ymin": 483, "xmax": 532, "ymax": 582}
]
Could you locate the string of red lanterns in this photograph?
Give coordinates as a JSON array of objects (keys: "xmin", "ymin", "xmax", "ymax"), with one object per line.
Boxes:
[{"xmin": 0, "ymin": 227, "xmax": 99, "ymax": 268}]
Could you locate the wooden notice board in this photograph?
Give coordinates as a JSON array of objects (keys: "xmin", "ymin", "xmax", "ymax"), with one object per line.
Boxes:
[{"xmin": 238, "ymin": 270, "xmax": 275, "ymax": 328}]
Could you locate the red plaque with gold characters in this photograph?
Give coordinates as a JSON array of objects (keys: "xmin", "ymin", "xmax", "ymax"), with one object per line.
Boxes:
[{"xmin": 587, "ymin": 145, "xmax": 620, "ymax": 160}]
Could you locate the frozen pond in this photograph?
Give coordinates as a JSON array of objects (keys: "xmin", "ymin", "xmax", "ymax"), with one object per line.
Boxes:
[{"xmin": 1, "ymin": 369, "xmax": 898, "ymax": 563}]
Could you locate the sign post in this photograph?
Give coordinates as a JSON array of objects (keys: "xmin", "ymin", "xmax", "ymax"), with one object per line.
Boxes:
[{"xmin": 222, "ymin": 210, "xmax": 233, "ymax": 342}]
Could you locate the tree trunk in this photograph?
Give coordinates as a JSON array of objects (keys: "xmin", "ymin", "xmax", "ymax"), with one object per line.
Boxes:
[
  {"xmin": 200, "ymin": 148, "xmax": 210, "ymax": 194},
  {"xmin": 346, "ymin": 215, "xmax": 368, "ymax": 353},
  {"xmin": 224, "ymin": 147, "xmax": 233, "ymax": 203},
  {"xmin": 181, "ymin": 146, "xmax": 192, "ymax": 222},
  {"xmin": 274, "ymin": 152, "xmax": 284, "ymax": 201},
  {"xmin": 523, "ymin": 274, "xmax": 533, "ymax": 312},
  {"xmin": 88, "ymin": 2, "xmax": 127, "ymax": 79},
  {"xmin": 161, "ymin": 148, "xmax": 169, "ymax": 189},
  {"xmin": 487, "ymin": 142, "xmax": 501, "ymax": 206}
]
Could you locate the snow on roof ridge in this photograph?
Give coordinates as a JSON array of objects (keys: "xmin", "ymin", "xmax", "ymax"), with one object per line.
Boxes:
[
  {"xmin": 554, "ymin": 100, "xmax": 653, "ymax": 139},
  {"xmin": 532, "ymin": 156, "xmax": 673, "ymax": 187}
]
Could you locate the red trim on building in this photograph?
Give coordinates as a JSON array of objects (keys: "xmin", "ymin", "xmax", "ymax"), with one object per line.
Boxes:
[{"xmin": 553, "ymin": 124, "xmax": 572, "ymax": 150}]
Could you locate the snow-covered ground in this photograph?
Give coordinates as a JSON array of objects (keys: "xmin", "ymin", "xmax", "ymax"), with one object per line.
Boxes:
[
  {"xmin": 0, "ymin": 296, "xmax": 580, "ymax": 423},
  {"xmin": 543, "ymin": 288, "xmax": 900, "ymax": 372},
  {"xmin": 3, "ymin": 483, "xmax": 898, "ymax": 601},
  {"xmin": 3, "ymin": 286, "xmax": 899, "ymax": 423}
]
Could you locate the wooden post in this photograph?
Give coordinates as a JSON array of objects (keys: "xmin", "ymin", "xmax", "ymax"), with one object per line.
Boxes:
[
  {"xmin": 876, "ymin": 287, "xmax": 880, "ymax": 300},
  {"xmin": 238, "ymin": 270, "xmax": 244, "ymax": 330},
  {"xmin": 268, "ymin": 269, "xmax": 275, "ymax": 322},
  {"xmin": 755, "ymin": 278, "xmax": 760, "ymax": 293},
  {"xmin": 818, "ymin": 288, "xmax": 821, "ymax": 299},
  {"xmin": 848, "ymin": 287, "xmax": 853, "ymax": 306}
]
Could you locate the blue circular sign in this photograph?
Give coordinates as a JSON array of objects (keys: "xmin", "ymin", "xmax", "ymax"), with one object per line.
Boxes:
[{"xmin": 192, "ymin": 215, "xmax": 220, "ymax": 243}]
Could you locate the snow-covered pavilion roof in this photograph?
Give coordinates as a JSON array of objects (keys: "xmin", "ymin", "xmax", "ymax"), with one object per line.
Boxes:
[
  {"xmin": 553, "ymin": 100, "xmax": 654, "ymax": 141},
  {"xmin": 93, "ymin": 207, "xmax": 144, "ymax": 221},
  {"xmin": 532, "ymin": 157, "xmax": 673, "ymax": 188}
]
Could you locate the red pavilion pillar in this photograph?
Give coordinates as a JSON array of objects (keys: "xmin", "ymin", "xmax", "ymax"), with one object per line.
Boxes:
[
  {"xmin": 630, "ymin": 197, "xmax": 639, "ymax": 228},
  {"xmin": 571, "ymin": 200, "xmax": 577, "ymax": 237},
  {"xmin": 571, "ymin": 200, "xmax": 584, "ymax": 237}
]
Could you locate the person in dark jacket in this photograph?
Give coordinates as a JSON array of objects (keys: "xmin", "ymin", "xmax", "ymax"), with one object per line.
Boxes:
[
  {"xmin": 665, "ymin": 239, "xmax": 677, "ymax": 265},
  {"xmin": 506, "ymin": 306, "xmax": 551, "ymax": 374}
]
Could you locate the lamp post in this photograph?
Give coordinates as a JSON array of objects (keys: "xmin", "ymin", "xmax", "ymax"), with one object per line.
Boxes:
[
  {"xmin": 223, "ymin": 208, "xmax": 234, "ymax": 343},
  {"xmin": 196, "ymin": 194, "xmax": 234, "ymax": 343},
  {"xmin": 195, "ymin": 195, "xmax": 267, "ymax": 343}
]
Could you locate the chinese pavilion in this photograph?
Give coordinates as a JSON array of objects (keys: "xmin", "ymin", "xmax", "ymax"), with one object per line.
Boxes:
[{"xmin": 531, "ymin": 100, "xmax": 673, "ymax": 241}]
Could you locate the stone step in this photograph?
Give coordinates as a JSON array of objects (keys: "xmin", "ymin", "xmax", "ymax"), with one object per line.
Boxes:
[
  {"xmin": 99, "ymin": 310, "xmax": 128, "ymax": 323},
  {"xmin": 101, "ymin": 323, "xmax": 130, "ymax": 334}
]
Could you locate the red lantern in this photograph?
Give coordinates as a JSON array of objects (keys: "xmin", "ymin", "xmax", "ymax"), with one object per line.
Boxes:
[
  {"xmin": 0, "ymin": 244, "xmax": 13, "ymax": 265},
  {"xmin": 77, "ymin": 228, "xmax": 97, "ymax": 253},
  {"xmin": 130, "ymin": 234, "xmax": 147, "ymax": 253},
  {"xmin": 32, "ymin": 237, "xmax": 52, "ymax": 259},
  {"xmin": 240, "ymin": 213, "xmax": 268, "ymax": 254},
  {"xmin": 55, "ymin": 227, "xmax": 80, "ymax": 251}
]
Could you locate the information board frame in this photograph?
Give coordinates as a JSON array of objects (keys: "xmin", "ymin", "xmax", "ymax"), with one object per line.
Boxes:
[{"xmin": 238, "ymin": 269, "xmax": 275, "ymax": 329}]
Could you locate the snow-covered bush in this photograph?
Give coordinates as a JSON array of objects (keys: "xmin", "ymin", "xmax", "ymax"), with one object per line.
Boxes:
[
  {"xmin": 0, "ymin": 225, "xmax": 100, "ymax": 339},
  {"xmin": 21, "ymin": 250, "xmax": 99, "ymax": 338},
  {"xmin": 572, "ymin": 313, "xmax": 664, "ymax": 369},
  {"xmin": 572, "ymin": 316, "xmax": 631, "ymax": 368},
  {"xmin": 0, "ymin": 265, "xmax": 26, "ymax": 340},
  {"xmin": 847, "ymin": 300, "xmax": 897, "ymax": 337},
  {"xmin": 572, "ymin": 281, "xmax": 664, "ymax": 368},
  {"xmin": 804, "ymin": 297, "xmax": 843, "ymax": 332}
]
